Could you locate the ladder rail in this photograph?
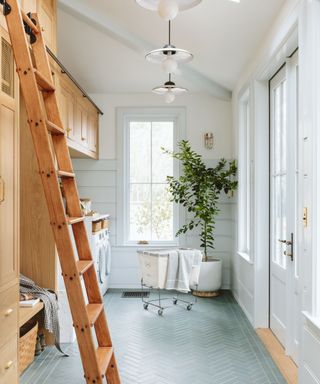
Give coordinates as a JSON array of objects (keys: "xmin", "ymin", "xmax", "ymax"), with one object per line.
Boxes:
[
  {"xmin": 31, "ymin": 12, "xmax": 107, "ymax": 309},
  {"xmin": 2, "ymin": 2, "xmax": 121, "ymax": 382}
]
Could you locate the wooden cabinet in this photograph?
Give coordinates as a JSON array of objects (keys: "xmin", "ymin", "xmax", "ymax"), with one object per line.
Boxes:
[
  {"xmin": 58, "ymin": 76, "xmax": 80, "ymax": 143},
  {"xmin": 56, "ymin": 72, "xmax": 100, "ymax": 159},
  {"xmin": 87, "ymin": 109, "xmax": 98, "ymax": 153},
  {"xmin": 21, "ymin": 0, "xmax": 57, "ymax": 53},
  {"xmin": 0, "ymin": 27, "xmax": 19, "ymax": 384}
]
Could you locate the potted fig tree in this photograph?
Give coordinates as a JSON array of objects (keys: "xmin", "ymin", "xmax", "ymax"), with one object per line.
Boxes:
[{"xmin": 163, "ymin": 140, "xmax": 237, "ymax": 297}]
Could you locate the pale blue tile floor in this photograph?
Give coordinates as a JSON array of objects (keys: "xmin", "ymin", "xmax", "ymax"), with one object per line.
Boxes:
[{"xmin": 21, "ymin": 290, "xmax": 286, "ymax": 384}]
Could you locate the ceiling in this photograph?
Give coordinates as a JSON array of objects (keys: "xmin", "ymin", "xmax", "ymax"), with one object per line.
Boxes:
[{"xmin": 57, "ymin": 0, "xmax": 286, "ymax": 97}]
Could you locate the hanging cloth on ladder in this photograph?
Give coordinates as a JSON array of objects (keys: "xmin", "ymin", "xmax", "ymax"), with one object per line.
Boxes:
[{"xmin": 19, "ymin": 274, "xmax": 68, "ymax": 356}]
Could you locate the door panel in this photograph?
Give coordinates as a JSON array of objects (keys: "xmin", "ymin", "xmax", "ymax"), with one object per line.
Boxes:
[
  {"xmin": 269, "ymin": 51, "xmax": 300, "ymax": 364},
  {"xmin": 270, "ymin": 66, "xmax": 287, "ymax": 346}
]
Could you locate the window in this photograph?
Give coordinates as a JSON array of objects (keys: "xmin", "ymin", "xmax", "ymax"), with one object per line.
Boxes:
[
  {"xmin": 238, "ymin": 92, "xmax": 252, "ymax": 259},
  {"xmin": 117, "ymin": 108, "xmax": 186, "ymax": 246}
]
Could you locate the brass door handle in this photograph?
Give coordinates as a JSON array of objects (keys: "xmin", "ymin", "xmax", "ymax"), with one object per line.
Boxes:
[{"xmin": 0, "ymin": 176, "xmax": 4, "ymax": 204}]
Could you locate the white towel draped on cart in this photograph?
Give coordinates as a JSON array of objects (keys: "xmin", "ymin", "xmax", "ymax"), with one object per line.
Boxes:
[{"xmin": 165, "ymin": 249, "xmax": 203, "ymax": 293}]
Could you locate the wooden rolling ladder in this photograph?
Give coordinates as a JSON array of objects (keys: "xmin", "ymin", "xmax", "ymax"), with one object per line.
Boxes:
[{"xmin": 1, "ymin": 1, "xmax": 121, "ymax": 383}]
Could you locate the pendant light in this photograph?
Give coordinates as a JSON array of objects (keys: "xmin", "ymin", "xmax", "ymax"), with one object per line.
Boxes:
[
  {"xmin": 146, "ymin": 21, "xmax": 193, "ymax": 74},
  {"xmin": 152, "ymin": 74, "xmax": 188, "ymax": 103},
  {"xmin": 136, "ymin": 0, "xmax": 202, "ymax": 21}
]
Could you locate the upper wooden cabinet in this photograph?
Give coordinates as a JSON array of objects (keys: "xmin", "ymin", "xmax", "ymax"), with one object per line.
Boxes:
[
  {"xmin": 55, "ymin": 69, "xmax": 100, "ymax": 159},
  {"xmin": 20, "ymin": 0, "xmax": 57, "ymax": 53}
]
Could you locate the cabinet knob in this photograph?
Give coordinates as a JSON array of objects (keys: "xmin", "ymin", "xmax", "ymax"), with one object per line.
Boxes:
[
  {"xmin": 5, "ymin": 361, "xmax": 13, "ymax": 370},
  {"xmin": 66, "ymin": 128, "xmax": 72, "ymax": 133},
  {"xmin": 81, "ymin": 137, "xmax": 86, "ymax": 141},
  {"xmin": 0, "ymin": 176, "xmax": 4, "ymax": 204},
  {"xmin": 4, "ymin": 308, "xmax": 13, "ymax": 317}
]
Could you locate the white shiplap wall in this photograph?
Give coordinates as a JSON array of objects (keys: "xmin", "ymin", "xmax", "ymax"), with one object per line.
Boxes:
[{"xmin": 73, "ymin": 158, "xmax": 235, "ymax": 289}]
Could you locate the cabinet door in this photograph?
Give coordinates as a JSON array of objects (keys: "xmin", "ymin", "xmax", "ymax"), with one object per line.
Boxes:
[
  {"xmin": 0, "ymin": 36, "xmax": 19, "ymax": 288},
  {"xmin": 58, "ymin": 78, "xmax": 79, "ymax": 141},
  {"xmin": 81, "ymin": 102, "xmax": 88, "ymax": 148},
  {"xmin": 87, "ymin": 111, "xmax": 98, "ymax": 153},
  {"xmin": 75, "ymin": 97, "xmax": 89, "ymax": 149},
  {"xmin": 37, "ymin": 0, "xmax": 57, "ymax": 53}
]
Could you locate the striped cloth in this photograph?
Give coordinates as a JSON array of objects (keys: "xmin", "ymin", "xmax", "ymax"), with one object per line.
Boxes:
[{"xmin": 20, "ymin": 274, "xmax": 68, "ymax": 356}]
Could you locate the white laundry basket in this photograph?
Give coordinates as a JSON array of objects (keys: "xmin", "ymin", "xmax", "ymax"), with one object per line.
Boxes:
[{"xmin": 138, "ymin": 250, "xmax": 169, "ymax": 289}]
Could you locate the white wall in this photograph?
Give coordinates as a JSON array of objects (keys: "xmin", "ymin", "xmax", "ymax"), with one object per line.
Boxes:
[
  {"xmin": 232, "ymin": 0, "xmax": 320, "ymax": 382},
  {"xmin": 231, "ymin": 0, "xmax": 300, "ymax": 326},
  {"xmin": 72, "ymin": 92, "xmax": 235, "ymax": 289}
]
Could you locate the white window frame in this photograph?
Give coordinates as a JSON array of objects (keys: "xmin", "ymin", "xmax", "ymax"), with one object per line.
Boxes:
[
  {"xmin": 238, "ymin": 90, "xmax": 252, "ymax": 262},
  {"xmin": 116, "ymin": 107, "xmax": 186, "ymax": 247}
]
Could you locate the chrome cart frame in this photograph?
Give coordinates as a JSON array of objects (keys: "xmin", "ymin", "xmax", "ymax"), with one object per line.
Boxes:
[{"xmin": 141, "ymin": 278, "xmax": 197, "ymax": 316}]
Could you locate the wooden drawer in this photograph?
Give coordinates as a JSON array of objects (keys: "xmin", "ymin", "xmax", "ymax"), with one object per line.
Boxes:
[
  {"xmin": 0, "ymin": 284, "xmax": 18, "ymax": 348},
  {"xmin": 0, "ymin": 337, "xmax": 18, "ymax": 384}
]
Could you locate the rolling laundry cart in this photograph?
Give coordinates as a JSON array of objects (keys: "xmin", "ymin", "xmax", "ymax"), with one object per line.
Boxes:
[{"xmin": 138, "ymin": 249, "xmax": 200, "ymax": 316}]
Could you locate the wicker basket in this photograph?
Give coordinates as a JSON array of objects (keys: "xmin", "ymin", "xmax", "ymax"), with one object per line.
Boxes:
[
  {"xmin": 92, "ymin": 220, "xmax": 102, "ymax": 232},
  {"xmin": 101, "ymin": 219, "xmax": 109, "ymax": 229},
  {"xmin": 19, "ymin": 321, "xmax": 38, "ymax": 374}
]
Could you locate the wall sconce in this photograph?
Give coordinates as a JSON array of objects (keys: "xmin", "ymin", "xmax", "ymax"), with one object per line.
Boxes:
[{"xmin": 204, "ymin": 133, "xmax": 214, "ymax": 150}]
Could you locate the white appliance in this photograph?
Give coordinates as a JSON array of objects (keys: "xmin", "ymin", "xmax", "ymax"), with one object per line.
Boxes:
[{"xmin": 92, "ymin": 228, "xmax": 111, "ymax": 296}]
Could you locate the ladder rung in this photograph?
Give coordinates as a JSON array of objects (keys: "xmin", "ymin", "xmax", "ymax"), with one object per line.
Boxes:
[
  {"xmin": 96, "ymin": 347, "xmax": 114, "ymax": 377},
  {"xmin": 87, "ymin": 304, "xmax": 104, "ymax": 327},
  {"xmin": 21, "ymin": 10, "xmax": 39, "ymax": 34},
  {"xmin": 46, "ymin": 120, "xmax": 65, "ymax": 135},
  {"xmin": 67, "ymin": 216, "xmax": 84, "ymax": 225},
  {"xmin": 33, "ymin": 69, "xmax": 55, "ymax": 91},
  {"xmin": 76, "ymin": 260, "xmax": 94, "ymax": 276},
  {"xmin": 57, "ymin": 170, "xmax": 75, "ymax": 178}
]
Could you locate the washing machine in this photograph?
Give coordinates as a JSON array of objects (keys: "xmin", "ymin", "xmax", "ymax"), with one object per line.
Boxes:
[{"xmin": 92, "ymin": 228, "xmax": 111, "ymax": 296}]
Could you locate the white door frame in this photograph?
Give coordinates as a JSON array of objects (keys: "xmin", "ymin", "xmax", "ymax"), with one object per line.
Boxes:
[{"xmin": 248, "ymin": 25, "xmax": 300, "ymax": 330}]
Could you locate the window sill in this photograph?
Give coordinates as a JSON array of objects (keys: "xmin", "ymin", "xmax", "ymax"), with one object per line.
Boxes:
[
  {"xmin": 302, "ymin": 311, "xmax": 320, "ymax": 335},
  {"xmin": 114, "ymin": 243, "xmax": 180, "ymax": 250},
  {"xmin": 237, "ymin": 251, "xmax": 254, "ymax": 264}
]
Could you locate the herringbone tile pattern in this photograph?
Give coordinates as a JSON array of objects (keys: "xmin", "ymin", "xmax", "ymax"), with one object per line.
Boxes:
[{"xmin": 21, "ymin": 291, "xmax": 286, "ymax": 384}]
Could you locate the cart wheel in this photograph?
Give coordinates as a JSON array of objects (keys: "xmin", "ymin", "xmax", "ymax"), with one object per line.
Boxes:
[
  {"xmin": 187, "ymin": 304, "xmax": 192, "ymax": 311},
  {"xmin": 173, "ymin": 299, "xmax": 178, "ymax": 305},
  {"xmin": 143, "ymin": 304, "xmax": 148, "ymax": 310},
  {"xmin": 158, "ymin": 309, "xmax": 163, "ymax": 316}
]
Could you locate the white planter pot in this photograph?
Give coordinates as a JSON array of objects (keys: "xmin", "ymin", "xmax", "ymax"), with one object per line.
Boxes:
[{"xmin": 191, "ymin": 259, "xmax": 222, "ymax": 294}]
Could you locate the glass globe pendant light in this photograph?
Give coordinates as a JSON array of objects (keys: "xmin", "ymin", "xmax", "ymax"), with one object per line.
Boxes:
[
  {"xmin": 136, "ymin": 0, "xmax": 202, "ymax": 21},
  {"xmin": 152, "ymin": 74, "xmax": 188, "ymax": 103},
  {"xmin": 146, "ymin": 21, "xmax": 193, "ymax": 74}
]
